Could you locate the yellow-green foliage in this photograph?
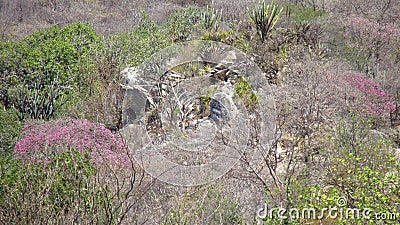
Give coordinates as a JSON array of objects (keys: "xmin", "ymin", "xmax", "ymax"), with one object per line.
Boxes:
[
  {"xmin": 283, "ymin": 116, "xmax": 399, "ymax": 225},
  {"xmin": 199, "ymin": 95, "xmax": 212, "ymax": 104},
  {"xmin": 0, "ymin": 23, "xmax": 100, "ymax": 120},
  {"xmin": 201, "ymin": 30, "xmax": 234, "ymax": 43},
  {"xmin": 234, "ymin": 77, "xmax": 259, "ymax": 108},
  {"xmin": 0, "ymin": 107, "xmax": 21, "ymax": 153},
  {"xmin": 161, "ymin": 185, "xmax": 243, "ymax": 225},
  {"xmin": 282, "ymin": 3, "xmax": 325, "ymax": 25}
]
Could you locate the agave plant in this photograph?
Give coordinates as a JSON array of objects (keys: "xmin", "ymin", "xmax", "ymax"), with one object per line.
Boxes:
[
  {"xmin": 201, "ymin": 2, "xmax": 223, "ymax": 31},
  {"xmin": 247, "ymin": 1, "xmax": 283, "ymax": 42}
]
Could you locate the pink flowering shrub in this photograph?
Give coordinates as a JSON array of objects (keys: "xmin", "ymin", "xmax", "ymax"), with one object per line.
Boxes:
[
  {"xmin": 14, "ymin": 119, "xmax": 130, "ymax": 166},
  {"xmin": 342, "ymin": 71, "xmax": 396, "ymax": 118},
  {"xmin": 345, "ymin": 16, "xmax": 400, "ymax": 50}
]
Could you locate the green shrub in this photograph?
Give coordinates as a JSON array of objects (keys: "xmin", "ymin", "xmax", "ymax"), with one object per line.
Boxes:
[
  {"xmin": 165, "ymin": 7, "xmax": 203, "ymax": 43},
  {"xmin": 103, "ymin": 15, "xmax": 169, "ymax": 68},
  {"xmin": 161, "ymin": 185, "xmax": 243, "ymax": 225},
  {"xmin": 0, "ymin": 150, "xmax": 101, "ymax": 224},
  {"xmin": 282, "ymin": 3, "xmax": 325, "ymax": 25},
  {"xmin": 0, "ymin": 107, "xmax": 21, "ymax": 153},
  {"xmin": 0, "ymin": 148, "xmax": 144, "ymax": 224},
  {"xmin": 201, "ymin": 30, "xmax": 234, "ymax": 43},
  {"xmin": 290, "ymin": 157, "xmax": 399, "ymax": 224},
  {"xmin": 284, "ymin": 116, "xmax": 400, "ymax": 225},
  {"xmin": 235, "ymin": 77, "xmax": 259, "ymax": 108},
  {"xmin": 0, "ymin": 23, "xmax": 100, "ymax": 120}
]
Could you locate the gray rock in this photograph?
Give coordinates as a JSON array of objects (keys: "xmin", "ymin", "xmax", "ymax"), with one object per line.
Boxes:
[{"xmin": 121, "ymin": 67, "xmax": 141, "ymax": 85}]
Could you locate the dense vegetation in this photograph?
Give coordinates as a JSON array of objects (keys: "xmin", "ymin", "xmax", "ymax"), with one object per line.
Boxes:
[{"xmin": 0, "ymin": 0, "xmax": 399, "ymax": 224}]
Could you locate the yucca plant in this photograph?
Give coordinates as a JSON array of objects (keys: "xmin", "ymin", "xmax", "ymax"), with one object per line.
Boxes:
[
  {"xmin": 247, "ymin": 1, "xmax": 283, "ymax": 42},
  {"xmin": 201, "ymin": 1, "xmax": 223, "ymax": 31}
]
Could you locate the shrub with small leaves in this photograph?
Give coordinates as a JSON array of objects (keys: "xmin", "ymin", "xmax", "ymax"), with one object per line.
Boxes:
[
  {"xmin": 344, "ymin": 15, "xmax": 400, "ymax": 76},
  {"xmin": 0, "ymin": 150, "xmax": 120, "ymax": 224},
  {"xmin": 345, "ymin": 16, "xmax": 400, "ymax": 51},
  {"xmin": 164, "ymin": 7, "xmax": 202, "ymax": 43},
  {"xmin": 0, "ymin": 107, "xmax": 21, "ymax": 153}
]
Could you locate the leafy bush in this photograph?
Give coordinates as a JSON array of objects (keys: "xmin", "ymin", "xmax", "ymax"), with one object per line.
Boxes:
[
  {"xmin": 283, "ymin": 3, "xmax": 325, "ymax": 25},
  {"xmin": 14, "ymin": 119, "xmax": 129, "ymax": 166},
  {"xmin": 0, "ymin": 148, "xmax": 143, "ymax": 224},
  {"xmin": 273, "ymin": 115, "xmax": 400, "ymax": 225},
  {"xmin": 0, "ymin": 107, "xmax": 21, "ymax": 153},
  {"xmin": 291, "ymin": 149, "xmax": 399, "ymax": 224},
  {"xmin": 200, "ymin": 30, "xmax": 234, "ymax": 43},
  {"xmin": 102, "ymin": 15, "xmax": 169, "ymax": 68},
  {"xmin": 0, "ymin": 23, "xmax": 100, "ymax": 120},
  {"xmin": 161, "ymin": 185, "xmax": 243, "ymax": 225},
  {"xmin": 0, "ymin": 150, "xmax": 98, "ymax": 224},
  {"xmin": 163, "ymin": 7, "xmax": 203, "ymax": 43}
]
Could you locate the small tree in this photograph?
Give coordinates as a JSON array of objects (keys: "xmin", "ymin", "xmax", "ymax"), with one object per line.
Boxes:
[{"xmin": 344, "ymin": 15, "xmax": 400, "ymax": 77}]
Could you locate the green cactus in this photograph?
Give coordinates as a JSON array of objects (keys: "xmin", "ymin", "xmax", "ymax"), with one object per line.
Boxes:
[
  {"xmin": 9, "ymin": 72, "xmax": 64, "ymax": 120},
  {"xmin": 201, "ymin": 2, "xmax": 223, "ymax": 31},
  {"xmin": 247, "ymin": 1, "xmax": 283, "ymax": 42}
]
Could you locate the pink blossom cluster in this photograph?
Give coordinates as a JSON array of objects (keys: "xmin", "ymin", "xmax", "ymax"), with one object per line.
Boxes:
[
  {"xmin": 345, "ymin": 16, "xmax": 400, "ymax": 49},
  {"xmin": 343, "ymin": 71, "xmax": 396, "ymax": 118},
  {"xmin": 14, "ymin": 119, "xmax": 130, "ymax": 166}
]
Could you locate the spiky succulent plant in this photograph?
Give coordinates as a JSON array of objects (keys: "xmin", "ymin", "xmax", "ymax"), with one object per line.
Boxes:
[
  {"xmin": 201, "ymin": 2, "xmax": 223, "ymax": 31},
  {"xmin": 247, "ymin": 1, "xmax": 283, "ymax": 42}
]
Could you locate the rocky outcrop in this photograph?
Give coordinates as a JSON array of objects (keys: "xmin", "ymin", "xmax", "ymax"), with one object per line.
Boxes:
[{"xmin": 120, "ymin": 64, "xmax": 271, "ymax": 224}]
